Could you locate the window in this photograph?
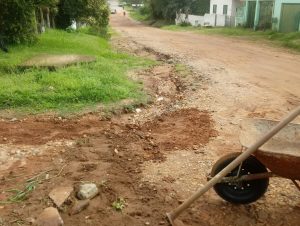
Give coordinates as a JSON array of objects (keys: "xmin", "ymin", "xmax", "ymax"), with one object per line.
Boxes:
[
  {"xmin": 213, "ymin": 5, "xmax": 217, "ymax": 14},
  {"xmin": 223, "ymin": 5, "xmax": 228, "ymax": 15}
]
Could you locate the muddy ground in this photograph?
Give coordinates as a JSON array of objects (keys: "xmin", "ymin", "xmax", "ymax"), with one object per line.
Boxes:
[{"xmin": 0, "ymin": 13, "xmax": 300, "ymax": 226}]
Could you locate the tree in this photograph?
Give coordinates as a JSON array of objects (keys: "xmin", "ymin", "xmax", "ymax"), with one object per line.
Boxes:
[
  {"xmin": 0, "ymin": 0, "xmax": 60, "ymax": 44},
  {"xmin": 139, "ymin": 0, "xmax": 210, "ymax": 20},
  {"xmin": 0, "ymin": 0, "xmax": 38, "ymax": 44},
  {"xmin": 56, "ymin": 0, "xmax": 109, "ymax": 36},
  {"xmin": 34, "ymin": 0, "xmax": 59, "ymax": 31}
]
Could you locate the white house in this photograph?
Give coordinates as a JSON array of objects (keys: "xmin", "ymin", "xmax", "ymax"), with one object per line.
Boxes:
[
  {"xmin": 175, "ymin": 0, "xmax": 244, "ymax": 27},
  {"xmin": 209, "ymin": 0, "xmax": 242, "ymax": 26}
]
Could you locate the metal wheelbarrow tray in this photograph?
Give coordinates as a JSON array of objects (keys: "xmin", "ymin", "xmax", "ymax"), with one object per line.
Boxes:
[{"xmin": 240, "ymin": 118, "xmax": 300, "ymax": 180}]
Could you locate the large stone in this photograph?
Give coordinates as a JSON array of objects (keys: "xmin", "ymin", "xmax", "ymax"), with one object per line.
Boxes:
[
  {"xmin": 77, "ymin": 183, "xmax": 99, "ymax": 200},
  {"xmin": 49, "ymin": 186, "xmax": 73, "ymax": 207},
  {"xmin": 35, "ymin": 207, "xmax": 63, "ymax": 226}
]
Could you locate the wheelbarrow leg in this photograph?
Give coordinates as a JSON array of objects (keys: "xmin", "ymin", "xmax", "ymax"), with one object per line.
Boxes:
[{"xmin": 167, "ymin": 106, "xmax": 300, "ymax": 225}]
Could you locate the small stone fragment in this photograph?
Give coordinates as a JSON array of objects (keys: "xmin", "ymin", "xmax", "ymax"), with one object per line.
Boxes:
[
  {"xmin": 69, "ymin": 200, "xmax": 90, "ymax": 215},
  {"xmin": 35, "ymin": 207, "xmax": 63, "ymax": 226},
  {"xmin": 49, "ymin": 186, "xmax": 73, "ymax": 207},
  {"xmin": 157, "ymin": 97, "xmax": 164, "ymax": 102},
  {"xmin": 77, "ymin": 183, "xmax": 99, "ymax": 200},
  {"xmin": 25, "ymin": 217, "xmax": 36, "ymax": 224}
]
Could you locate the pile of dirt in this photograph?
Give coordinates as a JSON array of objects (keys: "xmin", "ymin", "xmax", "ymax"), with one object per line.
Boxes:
[
  {"xmin": 143, "ymin": 108, "xmax": 217, "ymax": 151},
  {"xmin": 0, "ymin": 108, "xmax": 217, "ymax": 226},
  {"xmin": 0, "ymin": 115, "xmax": 109, "ymax": 145}
]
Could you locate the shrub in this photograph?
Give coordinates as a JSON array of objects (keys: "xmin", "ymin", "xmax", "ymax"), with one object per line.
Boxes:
[
  {"xmin": 179, "ymin": 21, "xmax": 191, "ymax": 27},
  {"xmin": 0, "ymin": 0, "xmax": 38, "ymax": 44},
  {"xmin": 56, "ymin": 0, "xmax": 109, "ymax": 37}
]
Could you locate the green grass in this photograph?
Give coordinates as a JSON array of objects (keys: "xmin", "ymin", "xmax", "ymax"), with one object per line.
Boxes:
[
  {"xmin": 162, "ymin": 25, "xmax": 300, "ymax": 52},
  {"xmin": 0, "ymin": 29, "xmax": 154, "ymax": 114},
  {"xmin": 126, "ymin": 6, "xmax": 150, "ymax": 22},
  {"xmin": 125, "ymin": 6, "xmax": 172, "ymax": 27},
  {"xmin": 175, "ymin": 64, "xmax": 191, "ymax": 78}
]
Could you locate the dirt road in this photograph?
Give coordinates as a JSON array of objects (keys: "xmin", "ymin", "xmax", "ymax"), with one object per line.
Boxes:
[
  {"xmin": 110, "ymin": 14, "xmax": 300, "ymax": 225},
  {"xmin": 0, "ymin": 13, "xmax": 299, "ymax": 226},
  {"xmin": 111, "ymin": 14, "xmax": 300, "ymax": 110}
]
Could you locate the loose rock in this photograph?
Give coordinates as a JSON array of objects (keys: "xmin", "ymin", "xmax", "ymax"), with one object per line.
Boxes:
[
  {"xmin": 49, "ymin": 186, "xmax": 73, "ymax": 207},
  {"xmin": 69, "ymin": 200, "xmax": 90, "ymax": 215},
  {"xmin": 25, "ymin": 217, "xmax": 36, "ymax": 224},
  {"xmin": 77, "ymin": 183, "xmax": 99, "ymax": 200},
  {"xmin": 35, "ymin": 207, "xmax": 63, "ymax": 226}
]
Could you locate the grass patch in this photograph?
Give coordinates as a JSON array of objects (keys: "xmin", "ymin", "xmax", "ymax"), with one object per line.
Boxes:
[
  {"xmin": 125, "ymin": 6, "xmax": 172, "ymax": 28},
  {"xmin": 126, "ymin": 6, "xmax": 150, "ymax": 22},
  {"xmin": 162, "ymin": 25, "xmax": 300, "ymax": 52},
  {"xmin": 175, "ymin": 64, "xmax": 191, "ymax": 78},
  {"xmin": 0, "ymin": 29, "xmax": 155, "ymax": 114}
]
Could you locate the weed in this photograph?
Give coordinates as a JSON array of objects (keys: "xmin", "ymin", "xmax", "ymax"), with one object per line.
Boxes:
[
  {"xmin": 175, "ymin": 64, "xmax": 191, "ymax": 78},
  {"xmin": 0, "ymin": 170, "xmax": 51, "ymax": 204},
  {"xmin": 112, "ymin": 198, "xmax": 126, "ymax": 211}
]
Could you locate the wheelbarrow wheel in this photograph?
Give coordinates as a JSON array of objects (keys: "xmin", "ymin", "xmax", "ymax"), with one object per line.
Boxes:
[{"xmin": 211, "ymin": 152, "xmax": 269, "ymax": 204}]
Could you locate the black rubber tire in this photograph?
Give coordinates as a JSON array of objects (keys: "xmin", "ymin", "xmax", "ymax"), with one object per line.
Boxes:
[{"xmin": 211, "ymin": 153, "xmax": 269, "ymax": 204}]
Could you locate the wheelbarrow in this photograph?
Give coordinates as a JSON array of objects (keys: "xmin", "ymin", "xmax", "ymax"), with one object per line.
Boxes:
[{"xmin": 167, "ymin": 106, "xmax": 300, "ymax": 225}]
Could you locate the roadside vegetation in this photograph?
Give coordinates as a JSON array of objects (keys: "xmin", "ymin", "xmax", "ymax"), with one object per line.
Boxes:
[
  {"xmin": 0, "ymin": 29, "xmax": 154, "ymax": 113},
  {"xmin": 124, "ymin": 1, "xmax": 300, "ymax": 52},
  {"xmin": 124, "ymin": 0, "xmax": 209, "ymax": 26},
  {"xmin": 126, "ymin": 6, "xmax": 171, "ymax": 27},
  {"xmin": 162, "ymin": 25, "xmax": 300, "ymax": 52},
  {"xmin": 0, "ymin": 1, "xmax": 155, "ymax": 114}
]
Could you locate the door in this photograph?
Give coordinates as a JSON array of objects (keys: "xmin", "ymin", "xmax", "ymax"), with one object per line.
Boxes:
[
  {"xmin": 280, "ymin": 3, "xmax": 300, "ymax": 32},
  {"xmin": 247, "ymin": 1, "xmax": 256, "ymax": 28},
  {"xmin": 258, "ymin": 1, "xmax": 274, "ymax": 29}
]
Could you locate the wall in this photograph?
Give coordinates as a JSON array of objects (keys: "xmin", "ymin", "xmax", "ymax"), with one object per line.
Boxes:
[
  {"xmin": 210, "ymin": 0, "xmax": 235, "ymax": 16},
  {"xmin": 187, "ymin": 14, "xmax": 205, "ymax": 26},
  {"xmin": 273, "ymin": 0, "xmax": 300, "ymax": 31},
  {"xmin": 209, "ymin": 0, "xmax": 243, "ymax": 26},
  {"xmin": 175, "ymin": 13, "xmax": 216, "ymax": 27},
  {"xmin": 175, "ymin": 13, "xmax": 204, "ymax": 26}
]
